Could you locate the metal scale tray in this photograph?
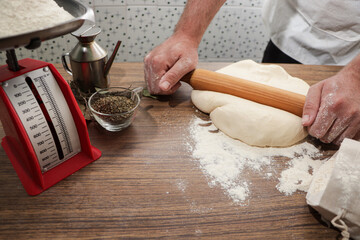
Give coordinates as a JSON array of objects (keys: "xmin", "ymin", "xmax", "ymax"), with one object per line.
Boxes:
[{"xmin": 0, "ymin": 0, "xmax": 94, "ymax": 51}]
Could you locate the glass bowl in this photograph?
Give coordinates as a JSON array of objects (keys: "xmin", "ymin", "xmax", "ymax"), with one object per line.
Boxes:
[{"xmin": 88, "ymin": 87, "xmax": 141, "ymax": 131}]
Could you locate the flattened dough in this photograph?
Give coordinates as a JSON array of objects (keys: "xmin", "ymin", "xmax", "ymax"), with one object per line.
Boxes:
[{"xmin": 191, "ymin": 60, "xmax": 309, "ymax": 147}]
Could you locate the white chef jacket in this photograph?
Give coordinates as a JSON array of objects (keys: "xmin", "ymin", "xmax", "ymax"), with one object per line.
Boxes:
[{"xmin": 262, "ymin": 0, "xmax": 360, "ymax": 65}]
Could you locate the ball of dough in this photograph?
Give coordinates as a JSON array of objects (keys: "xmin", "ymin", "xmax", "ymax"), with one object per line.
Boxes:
[
  {"xmin": 191, "ymin": 60, "xmax": 309, "ymax": 147},
  {"xmin": 192, "ymin": 90, "xmax": 308, "ymax": 147}
]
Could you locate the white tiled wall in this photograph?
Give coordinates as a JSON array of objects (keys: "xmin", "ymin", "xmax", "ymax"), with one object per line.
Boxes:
[{"xmin": 0, "ymin": 0, "xmax": 268, "ymax": 65}]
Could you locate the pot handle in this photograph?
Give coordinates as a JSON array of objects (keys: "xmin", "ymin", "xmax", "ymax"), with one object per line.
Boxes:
[{"xmin": 61, "ymin": 53, "xmax": 73, "ymax": 76}]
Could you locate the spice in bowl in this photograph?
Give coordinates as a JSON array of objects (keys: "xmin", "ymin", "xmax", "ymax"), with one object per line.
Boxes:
[
  {"xmin": 88, "ymin": 87, "xmax": 141, "ymax": 131},
  {"xmin": 92, "ymin": 95, "xmax": 136, "ymax": 114}
]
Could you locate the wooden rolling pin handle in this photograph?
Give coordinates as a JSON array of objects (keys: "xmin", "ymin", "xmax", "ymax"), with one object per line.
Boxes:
[{"xmin": 181, "ymin": 69, "xmax": 306, "ymax": 117}]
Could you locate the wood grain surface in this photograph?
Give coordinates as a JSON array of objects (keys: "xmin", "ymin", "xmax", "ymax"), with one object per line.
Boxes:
[{"xmin": 0, "ymin": 62, "xmax": 343, "ymax": 239}]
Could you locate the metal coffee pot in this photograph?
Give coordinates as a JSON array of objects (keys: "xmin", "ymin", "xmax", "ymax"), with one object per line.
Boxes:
[{"xmin": 62, "ymin": 25, "xmax": 121, "ymax": 94}]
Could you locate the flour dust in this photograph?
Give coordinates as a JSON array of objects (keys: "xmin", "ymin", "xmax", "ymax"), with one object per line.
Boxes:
[{"xmin": 187, "ymin": 117, "xmax": 329, "ymax": 204}]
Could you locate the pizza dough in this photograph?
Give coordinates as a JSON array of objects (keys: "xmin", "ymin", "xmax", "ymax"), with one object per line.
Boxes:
[{"xmin": 191, "ymin": 60, "xmax": 310, "ymax": 147}]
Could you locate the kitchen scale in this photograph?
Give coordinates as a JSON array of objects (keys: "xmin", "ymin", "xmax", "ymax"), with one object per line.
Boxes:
[{"xmin": 0, "ymin": 0, "xmax": 101, "ymax": 195}]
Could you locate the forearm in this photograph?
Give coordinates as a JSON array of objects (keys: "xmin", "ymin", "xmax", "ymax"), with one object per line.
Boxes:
[
  {"xmin": 173, "ymin": 0, "xmax": 226, "ymax": 46},
  {"xmin": 340, "ymin": 53, "xmax": 360, "ymax": 79}
]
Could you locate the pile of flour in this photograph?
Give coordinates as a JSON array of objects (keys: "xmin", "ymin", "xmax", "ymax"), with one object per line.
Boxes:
[
  {"xmin": 188, "ymin": 116, "xmax": 328, "ymax": 204},
  {"xmin": 0, "ymin": 0, "xmax": 73, "ymax": 38}
]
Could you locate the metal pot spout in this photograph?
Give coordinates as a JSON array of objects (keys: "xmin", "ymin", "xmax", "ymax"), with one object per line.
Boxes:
[{"xmin": 104, "ymin": 40, "xmax": 121, "ymax": 78}]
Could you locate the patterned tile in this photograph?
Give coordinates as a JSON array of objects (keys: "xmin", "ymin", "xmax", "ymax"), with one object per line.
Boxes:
[
  {"xmin": 36, "ymin": 36, "xmax": 74, "ymax": 63},
  {"xmin": 157, "ymin": 0, "xmax": 186, "ymax": 6},
  {"xmin": 199, "ymin": 6, "xmax": 267, "ymax": 62},
  {"xmin": 78, "ymin": 0, "xmax": 94, "ymax": 7},
  {"xmin": 225, "ymin": 0, "xmax": 264, "ymax": 7},
  {"xmin": 94, "ymin": 0, "xmax": 125, "ymax": 6},
  {"xmin": 126, "ymin": 0, "xmax": 157, "ymax": 5},
  {"xmin": 94, "ymin": 6, "xmax": 128, "ymax": 61},
  {"xmin": 4, "ymin": 48, "xmax": 38, "ymax": 63},
  {"xmin": 125, "ymin": 6, "xmax": 184, "ymax": 61},
  {"xmin": 0, "ymin": 1, "xmax": 268, "ymax": 65}
]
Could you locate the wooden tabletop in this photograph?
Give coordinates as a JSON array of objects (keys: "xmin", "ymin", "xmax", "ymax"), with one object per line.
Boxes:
[{"xmin": 0, "ymin": 62, "xmax": 343, "ymax": 239}]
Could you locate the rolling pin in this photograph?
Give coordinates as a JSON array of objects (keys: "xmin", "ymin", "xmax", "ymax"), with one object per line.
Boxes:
[{"xmin": 181, "ymin": 69, "xmax": 306, "ymax": 117}]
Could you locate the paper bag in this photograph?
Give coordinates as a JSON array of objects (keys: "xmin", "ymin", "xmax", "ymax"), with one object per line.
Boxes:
[{"xmin": 306, "ymin": 138, "xmax": 360, "ymax": 240}]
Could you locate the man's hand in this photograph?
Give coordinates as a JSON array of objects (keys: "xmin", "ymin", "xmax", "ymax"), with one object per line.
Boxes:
[
  {"xmin": 144, "ymin": 35, "xmax": 198, "ymax": 95},
  {"xmin": 302, "ymin": 65, "xmax": 360, "ymax": 145},
  {"xmin": 143, "ymin": 0, "xmax": 225, "ymax": 95}
]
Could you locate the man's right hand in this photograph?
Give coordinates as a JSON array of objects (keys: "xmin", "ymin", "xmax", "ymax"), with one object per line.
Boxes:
[{"xmin": 144, "ymin": 34, "xmax": 199, "ymax": 95}]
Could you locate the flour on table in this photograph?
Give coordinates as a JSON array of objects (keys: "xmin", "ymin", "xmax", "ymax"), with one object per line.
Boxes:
[
  {"xmin": 0, "ymin": 0, "xmax": 74, "ymax": 38},
  {"xmin": 188, "ymin": 117, "xmax": 328, "ymax": 204},
  {"xmin": 276, "ymin": 154, "xmax": 324, "ymax": 195},
  {"xmin": 176, "ymin": 179, "xmax": 187, "ymax": 193}
]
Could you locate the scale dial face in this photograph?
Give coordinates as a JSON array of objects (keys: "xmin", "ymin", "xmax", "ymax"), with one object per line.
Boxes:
[{"xmin": 2, "ymin": 67, "xmax": 81, "ymax": 172}]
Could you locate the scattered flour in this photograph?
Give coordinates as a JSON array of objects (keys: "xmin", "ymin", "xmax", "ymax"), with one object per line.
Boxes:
[
  {"xmin": 188, "ymin": 117, "xmax": 328, "ymax": 204},
  {"xmin": 276, "ymin": 155, "xmax": 323, "ymax": 195},
  {"xmin": 176, "ymin": 179, "xmax": 187, "ymax": 193},
  {"xmin": 0, "ymin": 0, "xmax": 74, "ymax": 38}
]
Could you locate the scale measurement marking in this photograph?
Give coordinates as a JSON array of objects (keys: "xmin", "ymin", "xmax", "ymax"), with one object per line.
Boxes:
[
  {"xmin": 35, "ymin": 76, "xmax": 73, "ymax": 155},
  {"xmin": 29, "ymin": 76, "xmax": 65, "ymax": 161},
  {"xmin": 4, "ymin": 74, "xmax": 60, "ymax": 172},
  {"xmin": 3, "ymin": 68, "xmax": 81, "ymax": 173}
]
